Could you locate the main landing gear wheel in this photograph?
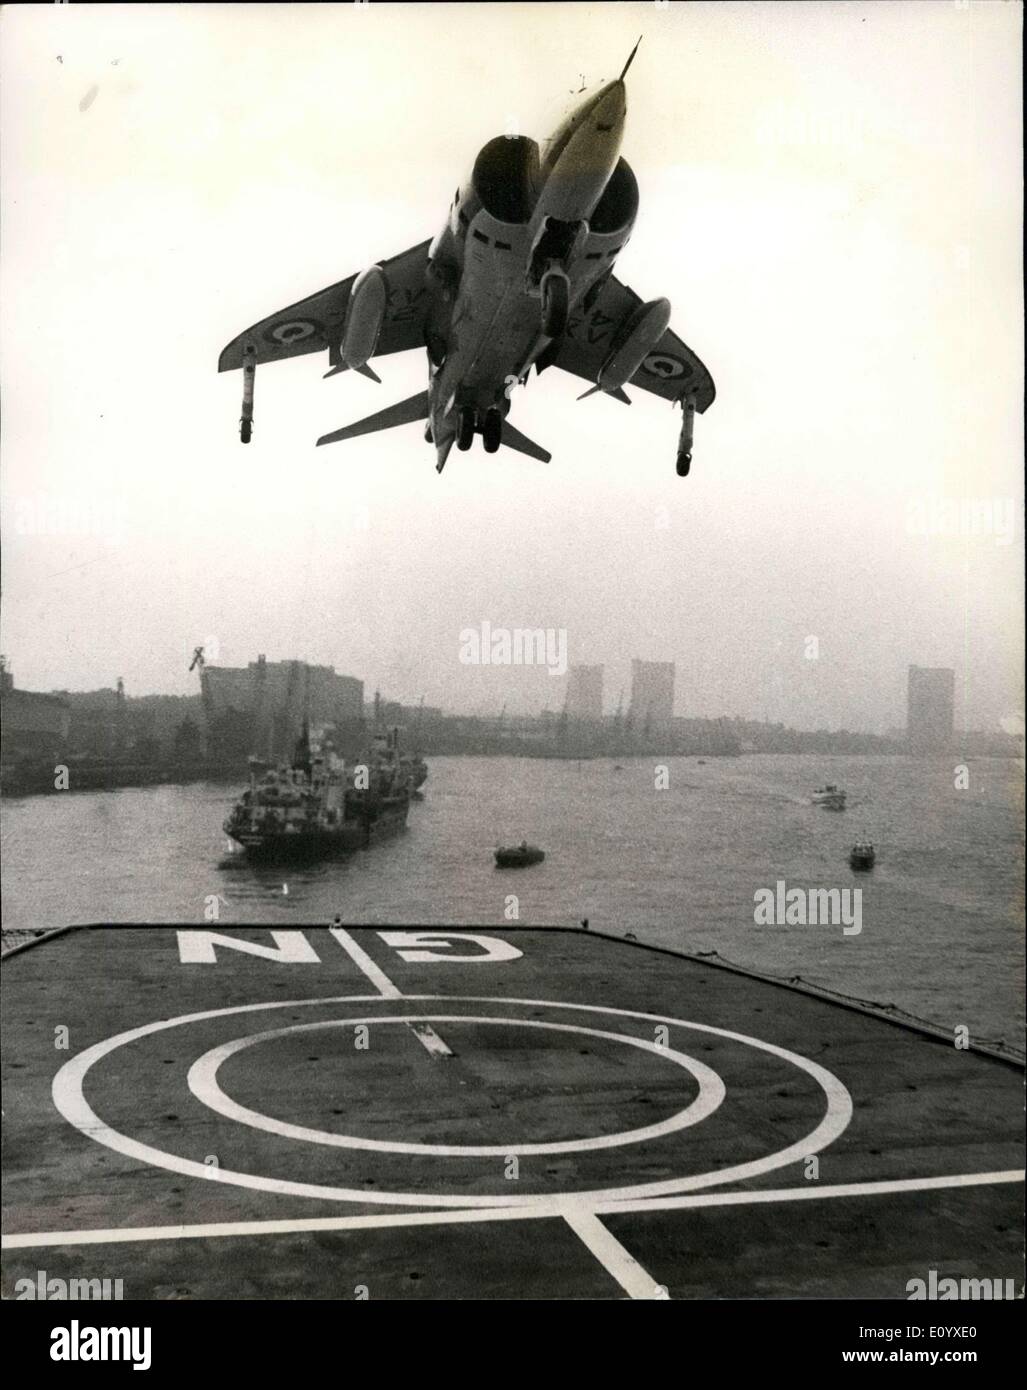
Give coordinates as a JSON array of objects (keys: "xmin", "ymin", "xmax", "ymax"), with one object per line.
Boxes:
[
  {"xmin": 541, "ymin": 270, "xmax": 569, "ymax": 339},
  {"xmin": 482, "ymin": 408, "xmax": 503, "ymax": 454},
  {"xmin": 676, "ymin": 452, "xmax": 691, "ymax": 477},
  {"xmin": 456, "ymin": 406, "xmax": 476, "ymax": 451}
]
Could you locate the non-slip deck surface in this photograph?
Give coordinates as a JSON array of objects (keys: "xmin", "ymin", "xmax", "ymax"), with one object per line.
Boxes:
[{"xmin": 2, "ymin": 926, "xmax": 1022, "ymax": 1299}]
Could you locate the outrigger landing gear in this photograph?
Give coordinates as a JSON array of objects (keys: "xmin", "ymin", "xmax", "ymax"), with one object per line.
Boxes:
[
  {"xmin": 456, "ymin": 405, "xmax": 476, "ymax": 451},
  {"xmin": 239, "ymin": 345, "xmax": 256, "ymax": 444},
  {"xmin": 482, "ymin": 407, "xmax": 503, "ymax": 454},
  {"xmin": 675, "ymin": 394, "xmax": 695, "ymax": 478}
]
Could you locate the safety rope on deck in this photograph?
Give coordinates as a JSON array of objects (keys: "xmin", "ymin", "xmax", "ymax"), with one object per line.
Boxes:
[
  {"xmin": 688, "ymin": 947, "xmax": 1025, "ymax": 1065},
  {"xmin": 1, "ymin": 925, "xmax": 87, "ymax": 960}
]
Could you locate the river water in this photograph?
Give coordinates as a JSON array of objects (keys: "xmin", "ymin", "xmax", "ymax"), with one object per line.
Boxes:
[{"xmin": 2, "ymin": 754, "xmax": 1022, "ymax": 1046}]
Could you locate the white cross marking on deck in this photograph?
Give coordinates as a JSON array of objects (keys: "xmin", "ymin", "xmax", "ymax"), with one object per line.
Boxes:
[
  {"xmin": 328, "ymin": 928, "xmax": 403, "ymax": 999},
  {"xmin": 408, "ymin": 1022, "xmax": 453, "ymax": 1057},
  {"xmin": 4, "ymin": 1172, "xmax": 1022, "ymax": 1251},
  {"xmin": 327, "ymin": 929, "xmax": 455, "ymax": 1057},
  {"xmin": 562, "ymin": 1207, "xmax": 670, "ymax": 1299}
]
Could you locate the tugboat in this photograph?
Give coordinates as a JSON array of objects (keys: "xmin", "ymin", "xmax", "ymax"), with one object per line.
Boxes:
[
  {"xmin": 494, "ymin": 841, "xmax": 545, "ymax": 869},
  {"xmin": 812, "ymin": 783, "xmax": 847, "ymax": 810},
  {"xmin": 849, "ymin": 839, "xmax": 876, "ymax": 871},
  {"xmin": 224, "ymin": 724, "xmax": 411, "ymax": 862}
]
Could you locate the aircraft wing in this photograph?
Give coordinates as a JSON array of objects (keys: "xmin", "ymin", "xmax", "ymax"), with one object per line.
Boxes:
[
  {"xmin": 555, "ymin": 273, "xmax": 716, "ymax": 412},
  {"xmin": 218, "ymin": 241, "xmax": 432, "ymax": 373}
]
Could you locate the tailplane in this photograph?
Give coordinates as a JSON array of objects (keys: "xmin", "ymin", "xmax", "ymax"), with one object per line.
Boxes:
[
  {"xmin": 500, "ymin": 420, "xmax": 551, "ymax": 463},
  {"xmin": 317, "ymin": 392, "xmax": 429, "ymax": 447}
]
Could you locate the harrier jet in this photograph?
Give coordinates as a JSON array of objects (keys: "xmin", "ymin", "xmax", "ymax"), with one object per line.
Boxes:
[{"xmin": 218, "ymin": 41, "xmax": 715, "ymax": 476}]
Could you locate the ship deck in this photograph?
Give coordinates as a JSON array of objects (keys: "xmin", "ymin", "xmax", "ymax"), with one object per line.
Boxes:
[{"xmin": 2, "ymin": 925, "xmax": 1022, "ymax": 1300}]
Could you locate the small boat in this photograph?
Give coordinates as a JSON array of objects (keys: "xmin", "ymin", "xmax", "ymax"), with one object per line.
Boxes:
[
  {"xmin": 850, "ymin": 840, "xmax": 876, "ymax": 871},
  {"xmin": 812, "ymin": 783, "xmax": 847, "ymax": 810},
  {"xmin": 697, "ymin": 758, "xmax": 707, "ymax": 765},
  {"xmin": 495, "ymin": 841, "xmax": 545, "ymax": 869}
]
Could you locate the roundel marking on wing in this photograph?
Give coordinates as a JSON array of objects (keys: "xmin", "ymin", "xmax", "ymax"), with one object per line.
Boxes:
[
  {"xmin": 642, "ymin": 352, "xmax": 691, "ymax": 380},
  {"xmin": 266, "ymin": 319, "xmax": 324, "ymax": 346}
]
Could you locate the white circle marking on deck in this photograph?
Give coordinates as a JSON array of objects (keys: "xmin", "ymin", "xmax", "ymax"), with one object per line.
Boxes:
[
  {"xmin": 186, "ymin": 1016, "xmax": 725, "ymax": 1156},
  {"xmin": 52, "ymin": 994, "xmax": 853, "ymax": 1209}
]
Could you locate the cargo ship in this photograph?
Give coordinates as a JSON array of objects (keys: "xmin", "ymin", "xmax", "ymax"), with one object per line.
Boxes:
[{"xmin": 223, "ymin": 724, "xmax": 411, "ymax": 862}]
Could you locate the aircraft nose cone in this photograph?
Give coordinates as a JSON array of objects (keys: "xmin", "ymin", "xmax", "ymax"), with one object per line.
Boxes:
[
  {"xmin": 591, "ymin": 79, "xmax": 626, "ymax": 134},
  {"xmin": 536, "ymin": 76, "xmax": 628, "ymax": 221}
]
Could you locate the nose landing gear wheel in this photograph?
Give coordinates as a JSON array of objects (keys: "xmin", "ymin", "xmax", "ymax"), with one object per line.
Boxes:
[
  {"xmin": 482, "ymin": 408, "xmax": 503, "ymax": 454},
  {"xmin": 456, "ymin": 406, "xmax": 476, "ymax": 451},
  {"xmin": 240, "ymin": 421, "xmax": 252, "ymax": 444},
  {"xmin": 541, "ymin": 269, "xmax": 569, "ymax": 340},
  {"xmin": 676, "ymin": 452, "xmax": 691, "ymax": 477}
]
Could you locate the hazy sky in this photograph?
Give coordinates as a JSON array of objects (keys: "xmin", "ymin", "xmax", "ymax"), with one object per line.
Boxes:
[{"xmin": 1, "ymin": 2, "xmax": 1022, "ymax": 732}]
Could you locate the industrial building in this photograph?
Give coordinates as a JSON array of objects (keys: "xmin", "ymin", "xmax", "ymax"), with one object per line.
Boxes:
[
  {"xmin": 628, "ymin": 659, "xmax": 675, "ymax": 729},
  {"xmin": 0, "ymin": 662, "xmax": 70, "ymax": 764},
  {"xmin": 907, "ymin": 665, "xmax": 955, "ymax": 753},
  {"xmin": 565, "ymin": 665, "xmax": 604, "ymax": 722},
  {"xmin": 200, "ymin": 656, "xmax": 364, "ymax": 761}
]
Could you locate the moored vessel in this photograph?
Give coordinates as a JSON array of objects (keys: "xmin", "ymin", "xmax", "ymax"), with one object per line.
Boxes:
[{"xmin": 224, "ymin": 724, "xmax": 411, "ymax": 862}]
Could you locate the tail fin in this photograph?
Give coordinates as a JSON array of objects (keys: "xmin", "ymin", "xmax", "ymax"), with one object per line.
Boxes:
[
  {"xmin": 317, "ymin": 392, "xmax": 429, "ymax": 447},
  {"xmin": 501, "ymin": 420, "xmax": 551, "ymax": 463}
]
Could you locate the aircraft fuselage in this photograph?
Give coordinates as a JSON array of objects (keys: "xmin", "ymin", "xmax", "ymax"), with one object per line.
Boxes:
[{"xmin": 423, "ymin": 79, "xmax": 635, "ymax": 469}]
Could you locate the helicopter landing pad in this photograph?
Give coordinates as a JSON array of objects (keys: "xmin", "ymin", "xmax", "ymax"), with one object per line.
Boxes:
[{"xmin": 2, "ymin": 926, "xmax": 1022, "ymax": 1299}]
